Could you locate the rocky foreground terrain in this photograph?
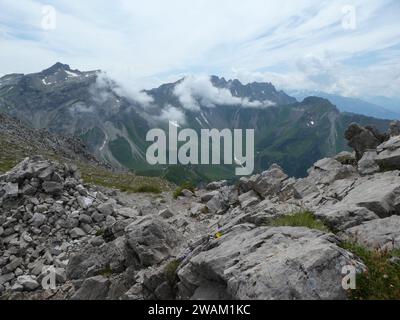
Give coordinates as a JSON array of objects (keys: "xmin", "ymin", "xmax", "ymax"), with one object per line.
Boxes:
[{"xmin": 1, "ymin": 121, "xmax": 400, "ymax": 300}]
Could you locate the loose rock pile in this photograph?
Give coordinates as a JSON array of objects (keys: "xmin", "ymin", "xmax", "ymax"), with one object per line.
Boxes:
[{"xmin": 0, "ymin": 155, "xmax": 130, "ymax": 295}]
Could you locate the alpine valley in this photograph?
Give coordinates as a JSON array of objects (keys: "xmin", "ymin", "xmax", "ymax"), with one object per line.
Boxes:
[{"xmin": 0, "ymin": 63, "xmax": 392, "ymax": 183}]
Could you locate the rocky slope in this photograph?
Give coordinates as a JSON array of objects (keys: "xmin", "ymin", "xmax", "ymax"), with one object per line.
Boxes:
[
  {"xmin": 0, "ymin": 112, "xmax": 102, "ymax": 169},
  {"xmin": 0, "ymin": 63, "xmax": 392, "ymax": 182},
  {"xmin": 2, "ymin": 121, "xmax": 400, "ymax": 300}
]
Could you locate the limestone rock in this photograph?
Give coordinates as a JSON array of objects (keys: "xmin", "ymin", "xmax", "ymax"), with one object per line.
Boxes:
[
  {"xmin": 375, "ymin": 136, "xmax": 400, "ymax": 171},
  {"xmin": 181, "ymin": 189, "xmax": 194, "ymax": 197},
  {"xmin": 42, "ymin": 181, "xmax": 63, "ymax": 195},
  {"xmin": 31, "ymin": 212, "xmax": 46, "ymax": 228},
  {"xmin": 125, "ymin": 216, "xmax": 181, "ymax": 267},
  {"xmin": 66, "ymin": 237, "xmax": 131, "ymax": 280},
  {"xmin": 206, "ymin": 180, "xmax": 227, "ymax": 190},
  {"xmin": 159, "ymin": 208, "xmax": 174, "ymax": 219},
  {"xmin": 178, "ymin": 225, "xmax": 365, "ymax": 300},
  {"xmin": 358, "ymin": 151, "xmax": 380, "ymax": 175},
  {"xmin": 200, "ymin": 191, "xmax": 219, "ymax": 203},
  {"xmin": 189, "ymin": 203, "xmax": 208, "ymax": 217},
  {"xmin": 70, "ymin": 227, "xmax": 86, "ymax": 239},
  {"xmin": 238, "ymin": 190, "xmax": 260, "ymax": 209},
  {"xmin": 97, "ymin": 201, "xmax": 115, "ymax": 216},
  {"xmin": 16, "ymin": 275, "xmax": 40, "ymax": 291},
  {"xmin": 3, "ymin": 182, "xmax": 19, "ymax": 199},
  {"xmin": 340, "ymin": 173, "xmax": 400, "ymax": 217},
  {"xmin": 389, "ymin": 120, "xmax": 400, "ymax": 137},
  {"xmin": 307, "ymin": 158, "xmax": 357, "ymax": 185},
  {"xmin": 252, "ymin": 164, "xmax": 288, "ymax": 198},
  {"xmin": 77, "ymin": 196, "xmax": 93, "ymax": 209},
  {"xmin": 71, "ymin": 275, "xmax": 110, "ymax": 300},
  {"xmin": 343, "ymin": 215, "xmax": 400, "ymax": 251},
  {"xmin": 117, "ymin": 207, "xmax": 139, "ymax": 219},
  {"xmin": 334, "ymin": 151, "xmax": 356, "ymax": 165},
  {"xmin": 315, "ymin": 205, "xmax": 379, "ymax": 231}
]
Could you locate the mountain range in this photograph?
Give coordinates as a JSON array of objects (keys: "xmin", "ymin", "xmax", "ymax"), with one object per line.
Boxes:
[
  {"xmin": 0, "ymin": 63, "xmax": 393, "ymax": 183},
  {"xmin": 290, "ymin": 90, "xmax": 400, "ymax": 120}
]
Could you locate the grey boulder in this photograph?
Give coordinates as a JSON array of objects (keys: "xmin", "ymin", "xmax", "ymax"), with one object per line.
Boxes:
[
  {"xmin": 238, "ymin": 190, "xmax": 260, "ymax": 209},
  {"xmin": 159, "ymin": 208, "xmax": 175, "ymax": 219},
  {"xmin": 66, "ymin": 237, "xmax": 131, "ymax": 280},
  {"xmin": 71, "ymin": 275, "xmax": 110, "ymax": 300},
  {"xmin": 358, "ymin": 151, "xmax": 380, "ymax": 175},
  {"xmin": 339, "ymin": 173, "xmax": 400, "ymax": 217},
  {"xmin": 16, "ymin": 275, "xmax": 40, "ymax": 291},
  {"xmin": 343, "ymin": 215, "xmax": 400, "ymax": 251},
  {"xmin": 42, "ymin": 181, "xmax": 63, "ymax": 195},
  {"xmin": 206, "ymin": 180, "xmax": 227, "ymax": 190},
  {"xmin": 376, "ymin": 135, "xmax": 400, "ymax": 171},
  {"xmin": 315, "ymin": 205, "xmax": 379, "ymax": 231},
  {"xmin": 307, "ymin": 158, "xmax": 357, "ymax": 185},
  {"xmin": 125, "ymin": 216, "xmax": 181, "ymax": 267},
  {"xmin": 178, "ymin": 225, "xmax": 365, "ymax": 300}
]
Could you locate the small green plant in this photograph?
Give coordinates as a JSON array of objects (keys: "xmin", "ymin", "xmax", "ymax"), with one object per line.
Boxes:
[
  {"xmin": 164, "ymin": 259, "xmax": 180, "ymax": 286},
  {"xmin": 173, "ymin": 181, "xmax": 196, "ymax": 199},
  {"xmin": 341, "ymin": 242, "xmax": 400, "ymax": 300},
  {"xmin": 95, "ymin": 229, "xmax": 104, "ymax": 237},
  {"xmin": 267, "ymin": 211, "xmax": 330, "ymax": 232},
  {"xmin": 99, "ymin": 265, "xmax": 113, "ymax": 277},
  {"xmin": 134, "ymin": 185, "xmax": 162, "ymax": 194}
]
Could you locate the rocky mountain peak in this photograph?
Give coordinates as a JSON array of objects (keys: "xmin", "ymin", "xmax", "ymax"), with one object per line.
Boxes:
[
  {"xmin": 41, "ymin": 62, "xmax": 72, "ymax": 76},
  {"xmin": 301, "ymin": 96, "xmax": 334, "ymax": 106}
]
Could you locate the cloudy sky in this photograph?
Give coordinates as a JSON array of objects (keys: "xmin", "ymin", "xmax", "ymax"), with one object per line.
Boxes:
[{"xmin": 0, "ymin": 0, "xmax": 399, "ymax": 98}]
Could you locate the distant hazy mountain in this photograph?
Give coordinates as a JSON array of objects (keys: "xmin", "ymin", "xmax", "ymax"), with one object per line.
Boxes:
[
  {"xmin": 0, "ymin": 63, "xmax": 392, "ymax": 182},
  {"xmin": 363, "ymin": 96, "xmax": 400, "ymax": 114},
  {"xmin": 290, "ymin": 90, "xmax": 400, "ymax": 120}
]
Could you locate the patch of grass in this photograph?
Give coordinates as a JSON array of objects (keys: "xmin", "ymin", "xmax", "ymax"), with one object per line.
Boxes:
[
  {"xmin": 341, "ymin": 242, "xmax": 400, "ymax": 300},
  {"xmin": 0, "ymin": 137, "xmax": 30, "ymax": 174},
  {"xmin": 134, "ymin": 185, "xmax": 162, "ymax": 194},
  {"xmin": 0, "ymin": 158, "xmax": 18, "ymax": 174},
  {"xmin": 267, "ymin": 211, "xmax": 330, "ymax": 232},
  {"xmin": 81, "ymin": 164, "xmax": 174, "ymax": 194},
  {"xmin": 173, "ymin": 181, "xmax": 196, "ymax": 199},
  {"xmin": 164, "ymin": 259, "xmax": 180, "ymax": 286}
]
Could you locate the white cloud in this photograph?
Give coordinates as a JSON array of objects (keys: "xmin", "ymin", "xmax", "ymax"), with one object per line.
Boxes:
[
  {"xmin": 173, "ymin": 75, "xmax": 273, "ymax": 110},
  {"xmin": 90, "ymin": 71, "xmax": 154, "ymax": 106},
  {"xmin": 89, "ymin": 71, "xmax": 114, "ymax": 104},
  {"xmin": 0, "ymin": 0, "xmax": 399, "ymax": 99},
  {"xmin": 69, "ymin": 102, "xmax": 95, "ymax": 113},
  {"xmin": 232, "ymin": 48, "xmax": 400, "ymax": 98},
  {"xmin": 114, "ymin": 86, "xmax": 154, "ymax": 107},
  {"xmin": 157, "ymin": 105, "xmax": 186, "ymax": 124}
]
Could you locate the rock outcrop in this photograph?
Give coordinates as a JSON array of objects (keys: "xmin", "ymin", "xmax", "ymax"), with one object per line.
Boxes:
[
  {"xmin": 345, "ymin": 123, "xmax": 388, "ymax": 160},
  {"xmin": 178, "ymin": 225, "xmax": 364, "ymax": 300},
  {"xmin": 343, "ymin": 216, "xmax": 400, "ymax": 251}
]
